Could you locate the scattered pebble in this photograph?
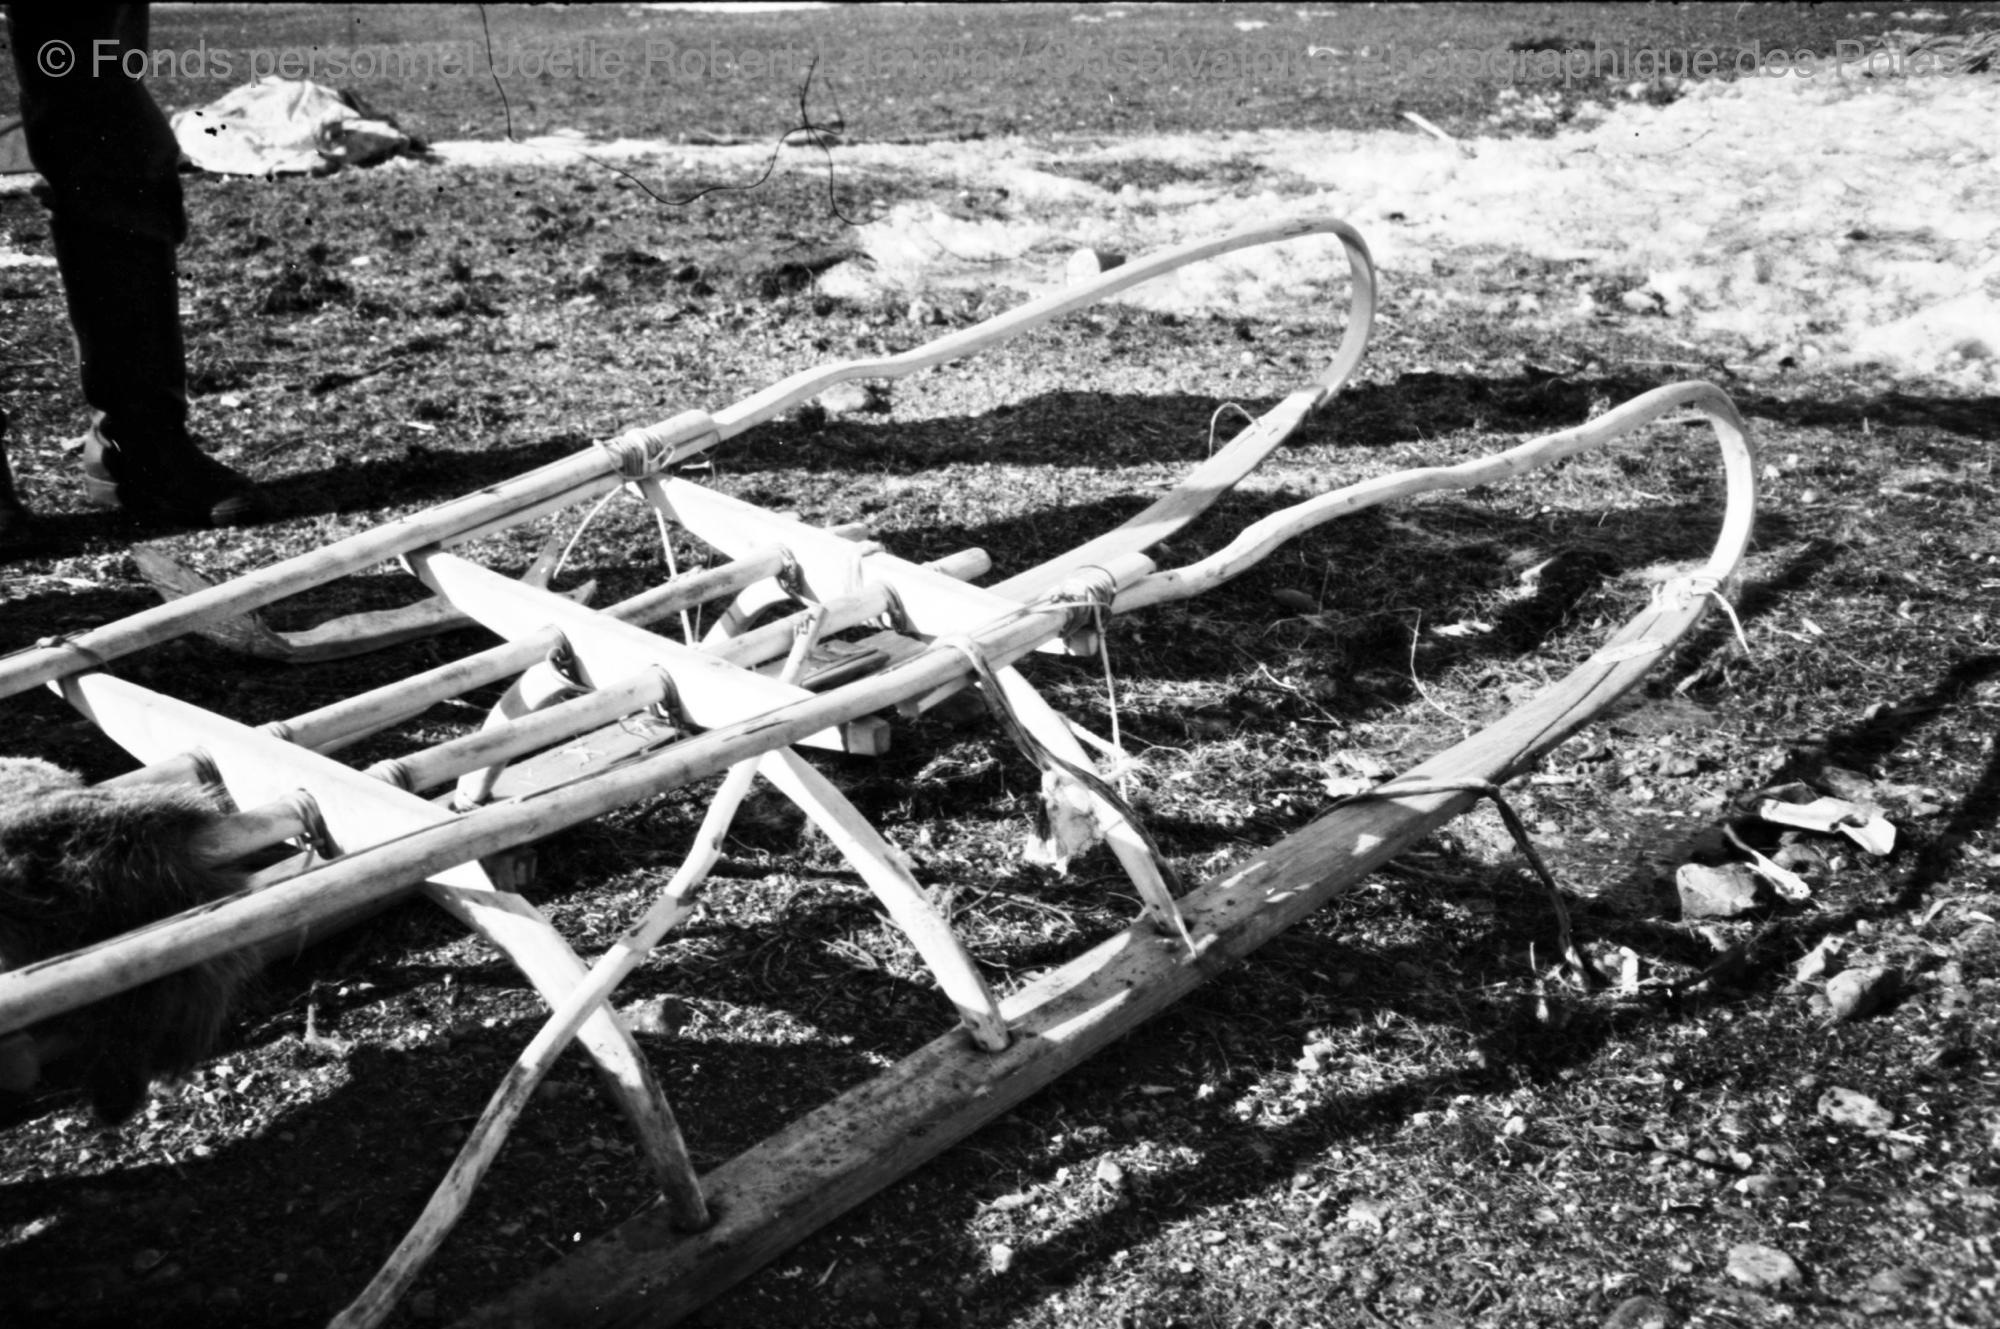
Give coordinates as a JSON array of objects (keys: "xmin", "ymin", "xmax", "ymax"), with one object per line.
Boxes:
[
  {"xmin": 815, "ymin": 380, "xmax": 889, "ymax": 417},
  {"xmin": 1094, "ymin": 1158, "xmax": 1128, "ymax": 1193},
  {"xmin": 622, "ymin": 995, "xmax": 693, "ymax": 1037},
  {"xmin": 988, "ymin": 1242, "xmax": 1015, "ymax": 1275},
  {"xmin": 1791, "ymin": 935, "xmax": 1843, "ymax": 985},
  {"xmin": 1818, "ymin": 1086, "xmax": 1895, "ymax": 1132},
  {"xmin": 1272, "ymin": 587, "xmax": 1318, "ymax": 615},
  {"xmin": 1345, "ymin": 1196, "xmax": 1393, "ymax": 1232},
  {"xmin": 1824, "ymin": 966, "xmax": 1897, "ymax": 1023},
  {"xmin": 1677, "ymin": 862, "xmax": 1761, "ymax": 918},
  {"xmin": 1065, "ymin": 247, "xmax": 1126, "ymax": 285},
  {"xmin": 1735, "ymin": 1174, "xmax": 1805, "ymax": 1199},
  {"xmin": 1602, "ymin": 1294, "xmax": 1676, "ymax": 1329},
  {"xmin": 1726, "ymin": 1242, "xmax": 1803, "ymax": 1290},
  {"xmin": 1865, "ymin": 1264, "xmax": 1930, "ymax": 1295}
]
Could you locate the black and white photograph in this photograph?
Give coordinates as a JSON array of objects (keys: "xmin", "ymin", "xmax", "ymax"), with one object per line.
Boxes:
[{"xmin": 1, "ymin": 4, "xmax": 1996, "ymax": 1326}]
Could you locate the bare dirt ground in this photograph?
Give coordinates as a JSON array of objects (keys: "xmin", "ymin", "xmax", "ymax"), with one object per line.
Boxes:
[{"xmin": 3, "ymin": 5, "xmax": 1999, "ymax": 1328}]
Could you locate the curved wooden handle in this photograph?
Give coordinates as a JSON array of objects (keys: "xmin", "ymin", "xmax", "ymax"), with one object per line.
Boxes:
[
  {"xmin": 605, "ymin": 214, "xmax": 1378, "ymax": 464},
  {"xmin": 1117, "ymin": 380, "xmax": 1757, "ymax": 613}
]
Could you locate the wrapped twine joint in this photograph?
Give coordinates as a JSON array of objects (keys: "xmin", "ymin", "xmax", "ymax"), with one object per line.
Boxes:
[{"xmin": 596, "ymin": 410, "xmax": 721, "ymax": 480}]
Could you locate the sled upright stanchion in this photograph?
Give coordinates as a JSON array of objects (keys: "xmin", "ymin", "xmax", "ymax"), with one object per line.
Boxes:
[{"xmin": 0, "ymin": 216, "xmax": 1761, "ymax": 1329}]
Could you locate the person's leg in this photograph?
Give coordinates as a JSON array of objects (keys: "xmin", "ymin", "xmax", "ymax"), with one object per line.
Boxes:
[
  {"xmin": 8, "ymin": 3, "xmax": 267, "ymax": 527},
  {"xmin": 0, "ymin": 410, "xmax": 38, "ymax": 556}
]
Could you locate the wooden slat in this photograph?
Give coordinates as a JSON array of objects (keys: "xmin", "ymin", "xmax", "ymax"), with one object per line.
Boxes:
[
  {"xmin": 759, "ymin": 749, "xmax": 1009, "ymax": 1051},
  {"xmin": 654, "ymin": 479, "xmax": 1072, "ymax": 654},
  {"xmin": 59, "ymin": 672, "xmax": 493, "ymax": 891},
  {"xmin": 408, "ymin": 551, "xmax": 858, "ymax": 754},
  {"xmin": 56, "ymin": 672, "xmax": 710, "ymax": 1238}
]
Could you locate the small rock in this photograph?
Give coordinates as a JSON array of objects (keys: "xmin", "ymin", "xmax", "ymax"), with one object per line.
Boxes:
[
  {"xmin": 1603, "ymin": 1294, "xmax": 1677, "ymax": 1329},
  {"xmin": 623, "ymin": 995, "xmax": 693, "ymax": 1037},
  {"xmin": 1065, "ymin": 247, "xmax": 1126, "ymax": 285},
  {"xmin": 1824, "ymin": 966, "xmax": 1896, "ymax": 1023},
  {"xmin": 816, "ymin": 380, "xmax": 889, "ymax": 417},
  {"xmin": 1345, "ymin": 1196, "xmax": 1392, "ymax": 1232},
  {"xmin": 1677, "ymin": 862, "xmax": 1761, "ymax": 918},
  {"xmin": 1792, "ymin": 935, "xmax": 1843, "ymax": 985},
  {"xmin": 1726, "ymin": 1242, "xmax": 1803, "ymax": 1290},
  {"xmin": 988, "ymin": 1242, "xmax": 1015, "ymax": 1275},
  {"xmin": 1094, "ymin": 1158, "xmax": 1128, "ymax": 1192},
  {"xmin": 1735, "ymin": 1174, "xmax": 1804, "ymax": 1199},
  {"xmin": 1272, "ymin": 587, "xmax": 1318, "ymax": 615},
  {"xmin": 1865, "ymin": 1265, "xmax": 1930, "ymax": 1295},
  {"xmin": 988, "ymin": 1191, "xmax": 1031, "ymax": 1212},
  {"xmin": 1818, "ymin": 1086, "xmax": 1894, "ymax": 1132},
  {"xmin": 1201, "ymin": 1229, "xmax": 1229, "ymax": 1245},
  {"xmin": 1659, "ymin": 752, "xmax": 1700, "ymax": 777}
]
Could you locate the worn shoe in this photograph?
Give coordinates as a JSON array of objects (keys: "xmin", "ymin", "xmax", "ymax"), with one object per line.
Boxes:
[{"xmin": 82, "ymin": 427, "xmax": 270, "ymax": 527}]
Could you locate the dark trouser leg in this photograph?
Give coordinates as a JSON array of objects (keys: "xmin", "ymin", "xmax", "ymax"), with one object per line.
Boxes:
[
  {"xmin": 8, "ymin": 3, "xmax": 267, "ymax": 526},
  {"xmin": 0, "ymin": 410, "xmax": 40, "ymax": 556}
]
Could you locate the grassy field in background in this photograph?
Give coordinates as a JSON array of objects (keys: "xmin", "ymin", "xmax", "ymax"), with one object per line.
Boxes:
[{"xmin": 3, "ymin": 2, "xmax": 1974, "ymax": 142}]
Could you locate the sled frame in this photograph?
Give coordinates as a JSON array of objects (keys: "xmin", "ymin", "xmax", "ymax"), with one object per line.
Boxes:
[{"xmin": 0, "ymin": 216, "xmax": 1757, "ymax": 1329}]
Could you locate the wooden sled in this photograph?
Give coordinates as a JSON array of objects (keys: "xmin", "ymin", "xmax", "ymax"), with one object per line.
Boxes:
[{"xmin": 0, "ymin": 215, "xmax": 1757, "ymax": 1328}]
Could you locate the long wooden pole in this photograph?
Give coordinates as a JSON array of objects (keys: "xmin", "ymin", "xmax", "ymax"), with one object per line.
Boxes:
[
  {"xmin": 0, "ymin": 447, "xmax": 636, "ymax": 702},
  {"xmin": 0, "ymin": 216, "xmax": 1374, "ymax": 703}
]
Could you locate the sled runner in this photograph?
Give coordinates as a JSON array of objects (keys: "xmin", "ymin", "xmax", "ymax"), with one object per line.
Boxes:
[{"xmin": 0, "ymin": 215, "xmax": 1755, "ymax": 1327}]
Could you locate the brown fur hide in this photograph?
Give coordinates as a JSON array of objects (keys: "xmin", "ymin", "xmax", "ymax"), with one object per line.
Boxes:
[{"xmin": 0, "ymin": 757, "xmax": 253, "ymax": 1122}]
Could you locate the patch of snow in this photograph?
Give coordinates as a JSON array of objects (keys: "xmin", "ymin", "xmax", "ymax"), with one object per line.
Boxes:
[
  {"xmin": 810, "ymin": 71, "xmax": 2000, "ymax": 391},
  {"xmin": 426, "ymin": 134, "xmax": 691, "ymax": 169},
  {"xmin": 10, "ymin": 63, "xmax": 1992, "ymax": 392}
]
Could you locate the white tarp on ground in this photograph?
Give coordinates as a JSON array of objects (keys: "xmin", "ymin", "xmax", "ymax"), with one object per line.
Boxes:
[{"xmin": 169, "ymin": 77, "xmax": 412, "ymax": 176}]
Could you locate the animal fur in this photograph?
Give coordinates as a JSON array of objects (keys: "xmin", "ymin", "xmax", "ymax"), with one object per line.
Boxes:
[{"xmin": 0, "ymin": 757, "xmax": 254, "ymax": 1122}]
